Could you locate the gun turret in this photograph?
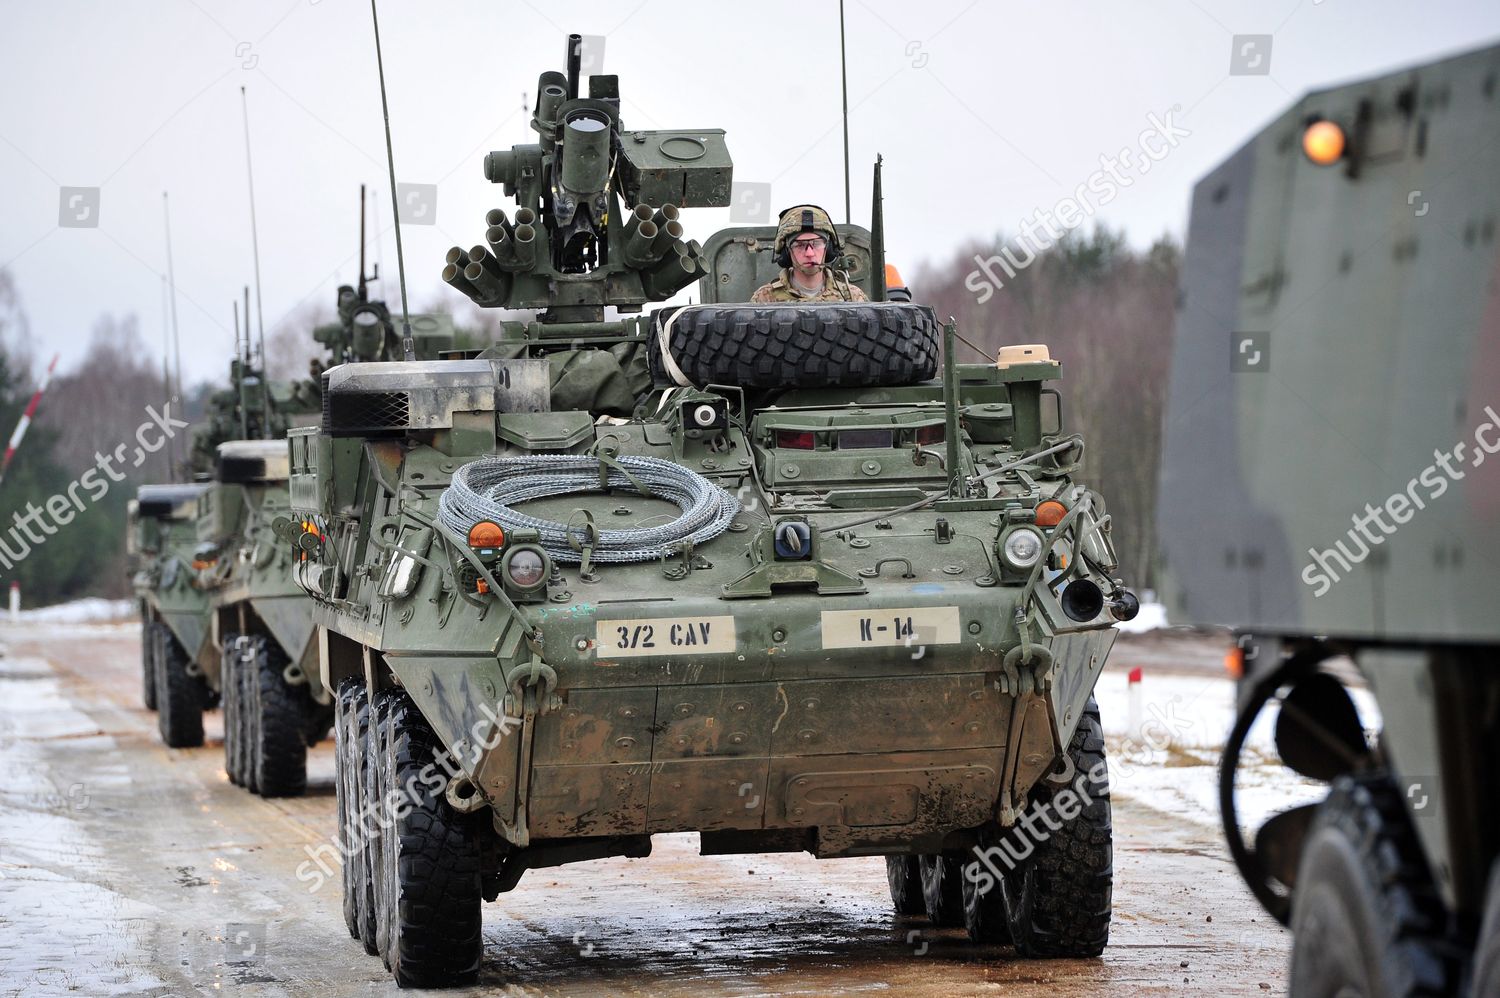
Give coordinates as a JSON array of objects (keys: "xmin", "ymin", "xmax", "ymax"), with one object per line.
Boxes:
[{"xmin": 444, "ymin": 34, "xmax": 733, "ymax": 323}]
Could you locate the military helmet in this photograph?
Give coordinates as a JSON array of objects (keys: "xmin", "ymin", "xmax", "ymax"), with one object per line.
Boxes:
[{"xmin": 773, "ymin": 204, "xmax": 841, "ymax": 265}]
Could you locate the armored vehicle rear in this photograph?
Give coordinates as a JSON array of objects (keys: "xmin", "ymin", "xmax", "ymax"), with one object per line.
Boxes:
[{"xmin": 1158, "ymin": 41, "xmax": 1500, "ymax": 995}]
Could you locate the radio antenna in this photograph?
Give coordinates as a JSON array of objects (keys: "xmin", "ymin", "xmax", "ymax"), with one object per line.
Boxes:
[
  {"xmin": 369, "ymin": 0, "xmax": 416, "ymax": 361},
  {"xmin": 161, "ymin": 192, "xmax": 183, "ymax": 408},
  {"xmin": 839, "ymin": 0, "xmax": 851, "ymax": 224},
  {"xmin": 159, "ymin": 276, "xmax": 175, "ymax": 480},
  {"xmin": 239, "ymin": 87, "xmax": 268, "ymax": 374},
  {"xmin": 358, "ymin": 183, "xmax": 369, "ymax": 300},
  {"xmin": 233, "ymin": 299, "xmax": 248, "ymax": 439}
]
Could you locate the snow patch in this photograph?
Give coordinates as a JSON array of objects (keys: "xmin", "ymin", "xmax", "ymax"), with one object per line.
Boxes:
[
  {"xmin": 1112, "ymin": 598, "xmax": 1168, "ymax": 634},
  {"xmin": 5, "ymin": 598, "xmax": 134, "ymax": 624}
]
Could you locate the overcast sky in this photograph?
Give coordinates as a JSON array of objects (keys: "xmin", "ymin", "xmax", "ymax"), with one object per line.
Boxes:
[{"xmin": 3, "ymin": 0, "xmax": 1498, "ymax": 387}]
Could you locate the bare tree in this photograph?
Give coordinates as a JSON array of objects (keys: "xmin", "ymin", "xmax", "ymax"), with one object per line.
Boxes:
[
  {"xmin": 917, "ymin": 227, "xmax": 1180, "ymax": 589},
  {"xmin": 37, "ymin": 314, "xmax": 173, "ymax": 482}
]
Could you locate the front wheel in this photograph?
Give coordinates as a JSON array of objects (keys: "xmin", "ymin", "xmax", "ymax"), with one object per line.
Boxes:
[
  {"xmin": 377, "ymin": 688, "xmax": 482, "ymax": 988},
  {"xmin": 141, "ymin": 615, "xmax": 158, "ymax": 710},
  {"xmin": 1288, "ymin": 775, "xmax": 1457, "ymax": 997},
  {"xmin": 154, "ymin": 623, "xmax": 204, "ymax": 748},
  {"xmin": 246, "ymin": 636, "xmax": 310, "ymax": 798},
  {"xmin": 999, "ymin": 697, "xmax": 1112, "ymax": 957},
  {"xmin": 221, "ymin": 635, "xmax": 243, "ymax": 785}
]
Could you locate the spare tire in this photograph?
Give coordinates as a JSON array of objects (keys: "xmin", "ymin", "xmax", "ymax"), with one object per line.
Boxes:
[{"xmin": 649, "ymin": 302, "xmax": 940, "ymax": 389}]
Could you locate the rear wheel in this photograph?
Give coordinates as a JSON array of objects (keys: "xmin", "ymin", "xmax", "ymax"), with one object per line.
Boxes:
[
  {"xmin": 154, "ymin": 623, "xmax": 204, "ymax": 748},
  {"xmin": 378, "ymin": 688, "xmax": 482, "ymax": 988},
  {"xmin": 919, "ymin": 853, "xmax": 966, "ymax": 927},
  {"xmin": 1288, "ymin": 774, "xmax": 1457, "ymax": 997},
  {"xmin": 885, "ymin": 855, "xmax": 925, "ymax": 916},
  {"xmin": 962, "ymin": 853, "xmax": 1012, "ymax": 944},
  {"xmin": 1000, "ymin": 697, "xmax": 1112, "ymax": 957}
]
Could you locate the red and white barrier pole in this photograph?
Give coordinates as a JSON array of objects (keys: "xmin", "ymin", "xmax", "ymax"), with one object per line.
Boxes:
[{"xmin": 0, "ymin": 353, "xmax": 60, "ymax": 490}]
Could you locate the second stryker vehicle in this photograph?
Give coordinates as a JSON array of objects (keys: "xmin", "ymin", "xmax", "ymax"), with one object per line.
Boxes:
[
  {"xmin": 147, "ymin": 233, "xmax": 457, "ymax": 800},
  {"xmin": 191, "ymin": 438, "xmax": 334, "ymax": 795},
  {"xmin": 289, "ymin": 36, "xmax": 1138, "ymax": 988},
  {"xmin": 132, "ymin": 483, "xmax": 212, "ymax": 719},
  {"xmin": 1158, "ymin": 40, "xmax": 1500, "ymax": 996}
]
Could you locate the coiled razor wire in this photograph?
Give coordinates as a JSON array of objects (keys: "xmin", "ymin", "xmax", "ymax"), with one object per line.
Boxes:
[{"xmin": 438, "ymin": 454, "xmax": 740, "ymax": 563}]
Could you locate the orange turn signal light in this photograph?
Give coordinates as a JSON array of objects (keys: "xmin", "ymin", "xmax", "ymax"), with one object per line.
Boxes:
[
  {"xmin": 1034, "ymin": 500, "xmax": 1067, "ymax": 527},
  {"xmin": 1302, "ymin": 120, "xmax": 1346, "ymax": 166},
  {"xmin": 1224, "ymin": 646, "xmax": 1245, "ymax": 680},
  {"xmin": 467, "ymin": 521, "xmax": 506, "ymax": 549}
]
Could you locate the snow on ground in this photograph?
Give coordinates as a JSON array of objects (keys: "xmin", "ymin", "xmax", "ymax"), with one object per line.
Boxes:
[
  {"xmin": 3, "ymin": 598, "xmax": 134, "ymax": 625},
  {"xmin": 0, "ymin": 651, "xmax": 165, "ymax": 996},
  {"xmin": 1111, "ymin": 600, "xmax": 1169, "ymax": 634},
  {"xmin": 1092, "ymin": 664, "xmax": 1381, "ymax": 834}
]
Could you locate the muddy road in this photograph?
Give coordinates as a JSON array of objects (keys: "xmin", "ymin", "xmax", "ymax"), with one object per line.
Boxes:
[{"xmin": 0, "ymin": 622, "xmax": 1287, "ymax": 996}]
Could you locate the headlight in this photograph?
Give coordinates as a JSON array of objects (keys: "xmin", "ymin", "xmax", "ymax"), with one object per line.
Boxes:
[
  {"xmin": 503, "ymin": 547, "xmax": 547, "ymax": 590},
  {"xmin": 1001, "ymin": 528, "xmax": 1044, "ymax": 570}
]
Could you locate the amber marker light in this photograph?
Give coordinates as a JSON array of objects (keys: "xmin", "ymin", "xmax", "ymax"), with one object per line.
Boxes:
[
  {"xmin": 467, "ymin": 521, "xmax": 506, "ymax": 548},
  {"xmin": 1035, "ymin": 500, "xmax": 1067, "ymax": 527},
  {"xmin": 1302, "ymin": 120, "xmax": 1346, "ymax": 166},
  {"xmin": 1224, "ymin": 646, "xmax": 1245, "ymax": 680}
]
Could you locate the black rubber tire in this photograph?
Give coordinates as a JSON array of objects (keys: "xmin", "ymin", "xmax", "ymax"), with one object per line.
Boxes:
[
  {"xmin": 1288, "ymin": 774, "xmax": 1458, "ymax": 997},
  {"xmin": 649, "ymin": 302, "xmax": 940, "ymax": 389},
  {"xmin": 154, "ymin": 623, "xmax": 204, "ymax": 748},
  {"xmin": 304, "ymin": 710, "xmax": 335, "ymax": 748},
  {"xmin": 141, "ymin": 614, "xmax": 158, "ymax": 711},
  {"xmin": 370, "ymin": 689, "xmax": 398, "ymax": 970},
  {"xmin": 919, "ymin": 853, "xmax": 967, "ymax": 928},
  {"xmin": 350, "ymin": 685, "xmax": 379, "ymax": 956},
  {"xmin": 378, "ymin": 688, "xmax": 483, "ymax": 989},
  {"xmin": 247, "ymin": 636, "xmax": 310, "ymax": 798},
  {"xmin": 1473, "ymin": 860, "xmax": 1500, "ymax": 998},
  {"xmin": 1000, "ymin": 697, "xmax": 1112, "ymax": 958},
  {"xmin": 334, "ymin": 678, "xmax": 362, "ymax": 941},
  {"xmin": 885, "ymin": 855, "xmax": 926, "ymax": 916},
  {"xmin": 221, "ymin": 635, "xmax": 242, "ymax": 785},
  {"xmin": 962, "ymin": 853, "xmax": 1013, "ymax": 944}
]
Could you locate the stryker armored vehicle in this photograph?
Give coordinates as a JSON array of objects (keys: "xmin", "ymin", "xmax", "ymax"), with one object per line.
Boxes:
[
  {"xmin": 152, "ymin": 206, "xmax": 458, "ymax": 790},
  {"xmin": 289, "ymin": 35, "xmax": 1137, "ymax": 988},
  {"xmin": 185, "ymin": 439, "xmax": 334, "ymax": 794},
  {"xmin": 1157, "ymin": 41, "xmax": 1500, "ymax": 996},
  {"xmin": 132, "ymin": 483, "xmax": 212, "ymax": 720}
]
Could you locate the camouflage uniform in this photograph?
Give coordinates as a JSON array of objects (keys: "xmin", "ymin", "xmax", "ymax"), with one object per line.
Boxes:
[
  {"xmin": 751, "ymin": 203, "xmax": 868, "ymax": 303},
  {"xmin": 750, "ymin": 268, "xmax": 869, "ymax": 303}
]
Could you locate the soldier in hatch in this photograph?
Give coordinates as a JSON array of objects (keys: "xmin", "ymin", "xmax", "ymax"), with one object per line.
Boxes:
[{"xmin": 750, "ymin": 204, "xmax": 868, "ymax": 303}]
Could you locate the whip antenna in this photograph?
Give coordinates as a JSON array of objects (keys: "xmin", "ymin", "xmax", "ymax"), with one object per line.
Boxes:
[
  {"xmin": 161, "ymin": 192, "xmax": 183, "ymax": 409},
  {"xmin": 839, "ymin": 0, "xmax": 851, "ymax": 223},
  {"xmin": 369, "ymin": 0, "xmax": 416, "ymax": 361},
  {"xmin": 239, "ymin": 87, "xmax": 267, "ymax": 373}
]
